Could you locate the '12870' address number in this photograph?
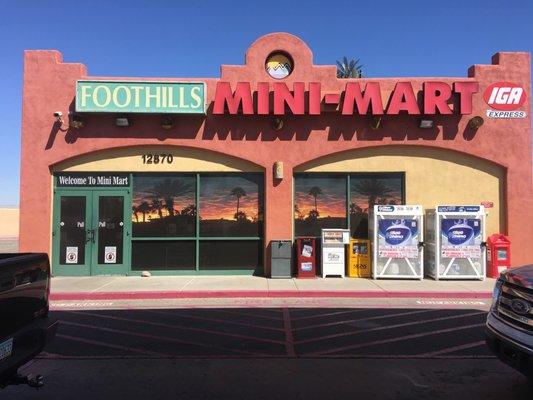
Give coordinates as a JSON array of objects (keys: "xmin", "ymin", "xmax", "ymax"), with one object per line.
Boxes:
[{"xmin": 141, "ymin": 154, "xmax": 174, "ymax": 164}]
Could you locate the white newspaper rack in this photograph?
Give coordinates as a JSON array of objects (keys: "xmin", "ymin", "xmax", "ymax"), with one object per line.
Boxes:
[
  {"xmin": 370, "ymin": 205, "xmax": 424, "ymax": 280},
  {"xmin": 321, "ymin": 228, "xmax": 350, "ymax": 278},
  {"xmin": 425, "ymin": 205, "xmax": 486, "ymax": 280}
]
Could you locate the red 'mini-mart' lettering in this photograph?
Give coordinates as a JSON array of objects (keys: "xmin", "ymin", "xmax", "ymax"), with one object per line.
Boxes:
[{"xmin": 213, "ymin": 81, "xmax": 479, "ymax": 115}]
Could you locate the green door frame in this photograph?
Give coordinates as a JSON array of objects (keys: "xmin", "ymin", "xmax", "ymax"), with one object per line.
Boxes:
[
  {"xmin": 52, "ymin": 190, "xmax": 93, "ymax": 276},
  {"xmin": 91, "ymin": 190, "xmax": 132, "ymax": 275},
  {"xmin": 52, "ymin": 188, "xmax": 132, "ymax": 276}
]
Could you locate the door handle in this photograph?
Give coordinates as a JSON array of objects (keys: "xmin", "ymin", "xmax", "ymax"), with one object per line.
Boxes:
[{"xmin": 86, "ymin": 229, "xmax": 95, "ymax": 243}]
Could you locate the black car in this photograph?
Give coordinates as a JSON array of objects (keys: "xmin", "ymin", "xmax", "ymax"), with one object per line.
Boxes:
[{"xmin": 0, "ymin": 253, "xmax": 58, "ymax": 388}]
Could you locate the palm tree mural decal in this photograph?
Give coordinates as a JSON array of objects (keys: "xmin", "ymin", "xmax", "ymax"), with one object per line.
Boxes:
[
  {"xmin": 180, "ymin": 204, "xmax": 197, "ymax": 217},
  {"xmin": 294, "ymin": 204, "xmax": 303, "ymax": 220},
  {"xmin": 149, "ymin": 195, "xmax": 164, "ymax": 219},
  {"xmin": 230, "ymin": 187, "xmax": 247, "ymax": 220},
  {"xmin": 149, "ymin": 178, "xmax": 193, "ymax": 216},
  {"xmin": 353, "ymin": 179, "xmax": 394, "ymax": 211},
  {"xmin": 136, "ymin": 201, "xmax": 151, "ymax": 222},
  {"xmin": 132, "ymin": 206, "xmax": 139, "ymax": 222},
  {"xmin": 349, "ymin": 202, "xmax": 362, "ymax": 215},
  {"xmin": 308, "ymin": 186, "xmax": 323, "ymax": 214}
]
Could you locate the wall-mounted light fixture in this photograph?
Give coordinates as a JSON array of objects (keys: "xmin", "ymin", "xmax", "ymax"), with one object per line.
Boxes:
[
  {"xmin": 370, "ymin": 116, "xmax": 382, "ymax": 130},
  {"xmin": 115, "ymin": 117, "xmax": 131, "ymax": 127},
  {"xmin": 418, "ymin": 119, "xmax": 434, "ymax": 129},
  {"xmin": 53, "ymin": 111, "xmax": 69, "ymax": 132},
  {"xmin": 468, "ymin": 116, "xmax": 484, "ymax": 130},
  {"xmin": 161, "ymin": 117, "xmax": 174, "ymax": 130},
  {"xmin": 70, "ymin": 113, "xmax": 86, "ymax": 129},
  {"xmin": 274, "ymin": 161, "xmax": 284, "ymax": 179},
  {"xmin": 53, "ymin": 111, "xmax": 63, "ymax": 124},
  {"xmin": 272, "ymin": 117, "xmax": 284, "ymax": 131}
]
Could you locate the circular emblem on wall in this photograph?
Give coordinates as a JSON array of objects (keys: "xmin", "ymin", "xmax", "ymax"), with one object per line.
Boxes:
[{"xmin": 265, "ymin": 52, "xmax": 293, "ymax": 79}]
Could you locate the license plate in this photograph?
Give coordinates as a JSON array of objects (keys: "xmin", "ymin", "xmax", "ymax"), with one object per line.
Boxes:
[{"xmin": 0, "ymin": 338, "xmax": 13, "ymax": 361}]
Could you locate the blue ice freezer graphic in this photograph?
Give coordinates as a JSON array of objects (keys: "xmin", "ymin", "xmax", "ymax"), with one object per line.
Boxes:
[
  {"xmin": 378, "ymin": 219, "xmax": 418, "ymax": 246},
  {"xmin": 441, "ymin": 219, "xmax": 481, "ymax": 246}
]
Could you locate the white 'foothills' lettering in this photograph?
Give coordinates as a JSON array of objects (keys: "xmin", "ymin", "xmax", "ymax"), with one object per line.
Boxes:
[{"xmin": 81, "ymin": 84, "xmax": 203, "ymax": 110}]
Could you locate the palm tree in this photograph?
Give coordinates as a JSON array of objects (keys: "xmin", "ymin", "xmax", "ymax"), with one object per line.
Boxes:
[
  {"xmin": 308, "ymin": 209, "xmax": 320, "ymax": 221},
  {"xmin": 149, "ymin": 195, "xmax": 164, "ymax": 219},
  {"xmin": 230, "ymin": 187, "xmax": 247, "ymax": 216},
  {"xmin": 234, "ymin": 210, "xmax": 248, "ymax": 222},
  {"xmin": 336, "ymin": 57, "xmax": 363, "ymax": 78},
  {"xmin": 294, "ymin": 204, "xmax": 303, "ymax": 220},
  {"xmin": 353, "ymin": 179, "xmax": 394, "ymax": 211},
  {"xmin": 308, "ymin": 186, "xmax": 322, "ymax": 213},
  {"xmin": 349, "ymin": 202, "xmax": 362, "ymax": 215},
  {"xmin": 132, "ymin": 206, "xmax": 139, "ymax": 222},
  {"xmin": 181, "ymin": 204, "xmax": 197, "ymax": 217},
  {"xmin": 149, "ymin": 178, "xmax": 193, "ymax": 217},
  {"xmin": 136, "ymin": 201, "xmax": 151, "ymax": 222}
]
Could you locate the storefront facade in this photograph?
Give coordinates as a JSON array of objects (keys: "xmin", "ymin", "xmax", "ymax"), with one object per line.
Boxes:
[{"xmin": 19, "ymin": 33, "xmax": 533, "ymax": 276}]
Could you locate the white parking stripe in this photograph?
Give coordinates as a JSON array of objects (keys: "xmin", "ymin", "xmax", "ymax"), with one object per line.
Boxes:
[
  {"xmin": 296, "ymin": 311, "xmax": 485, "ymax": 344},
  {"xmin": 56, "ymin": 333, "xmax": 168, "ymax": 357},
  {"xmin": 307, "ymin": 323, "xmax": 485, "ymax": 355},
  {"xmin": 294, "ymin": 309, "xmax": 435, "ymax": 331}
]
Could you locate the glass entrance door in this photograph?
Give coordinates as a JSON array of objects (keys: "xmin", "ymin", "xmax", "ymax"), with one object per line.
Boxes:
[
  {"xmin": 91, "ymin": 192, "xmax": 129, "ymax": 275},
  {"xmin": 53, "ymin": 190, "xmax": 130, "ymax": 276},
  {"xmin": 53, "ymin": 191, "xmax": 93, "ymax": 276}
]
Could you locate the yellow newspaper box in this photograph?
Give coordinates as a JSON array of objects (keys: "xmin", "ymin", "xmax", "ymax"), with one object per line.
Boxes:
[{"xmin": 347, "ymin": 239, "xmax": 372, "ymax": 278}]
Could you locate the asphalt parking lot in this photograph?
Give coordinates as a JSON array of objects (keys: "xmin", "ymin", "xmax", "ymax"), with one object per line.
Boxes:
[
  {"xmin": 42, "ymin": 307, "xmax": 492, "ymax": 359},
  {"xmin": 3, "ymin": 304, "xmax": 532, "ymax": 400}
]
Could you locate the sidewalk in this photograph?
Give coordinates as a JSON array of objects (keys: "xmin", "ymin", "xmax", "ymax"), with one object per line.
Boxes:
[{"xmin": 50, "ymin": 276, "xmax": 496, "ymax": 300}]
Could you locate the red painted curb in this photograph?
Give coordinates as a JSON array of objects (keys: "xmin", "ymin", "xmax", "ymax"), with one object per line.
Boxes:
[{"xmin": 50, "ymin": 290, "xmax": 493, "ymax": 301}]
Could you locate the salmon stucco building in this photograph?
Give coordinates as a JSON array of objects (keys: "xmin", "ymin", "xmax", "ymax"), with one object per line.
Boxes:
[{"xmin": 19, "ymin": 32, "xmax": 533, "ymax": 277}]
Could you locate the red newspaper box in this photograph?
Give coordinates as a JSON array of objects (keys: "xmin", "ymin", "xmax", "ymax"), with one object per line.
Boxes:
[
  {"xmin": 487, "ymin": 234, "xmax": 511, "ymax": 278},
  {"xmin": 296, "ymin": 237, "xmax": 317, "ymax": 278}
]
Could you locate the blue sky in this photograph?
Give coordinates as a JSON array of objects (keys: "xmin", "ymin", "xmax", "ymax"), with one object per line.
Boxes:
[{"xmin": 1, "ymin": 0, "xmax": 532, "ymax": 206}]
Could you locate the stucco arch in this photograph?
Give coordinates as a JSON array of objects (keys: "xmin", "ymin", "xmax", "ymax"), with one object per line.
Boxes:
[
  {"xmin": 51, "ymin": 145, "xmax": 264, "ymax": 173},
  {"xmin": 294, "ymin": 145, "xmax": 506, "ymax": 236}
]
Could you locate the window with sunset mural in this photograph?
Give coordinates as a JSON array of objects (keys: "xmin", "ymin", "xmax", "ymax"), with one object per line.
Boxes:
[
  {"xmin": 349, "ymin": 173, "xmax": 404, "ymax": 238},
  {"xmin": 294, "ymin": 173, "xmax": 405, "ymax": 239},
  {"xmin": 131, "ymin": 173, "xmax": 264, "ymax": 272},
  {"xmin": 132, "ymin": 175, "xmax": 196, "ymax": 237},
  {"xmin": 294, "ymin": 174, "xmax": 347, "ymax": 237},
  {"xmin": 200, "ymin": 174, "xmax": 263, "ymax": 237}
]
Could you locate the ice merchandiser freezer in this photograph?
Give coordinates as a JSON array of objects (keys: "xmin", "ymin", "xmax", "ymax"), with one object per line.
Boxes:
[
  {"xmin": 321, "ymin": 228, "xmax": 350, "ymax": 278},
  {"xmin": 425, "ymin": 205, "xmax": 486, "ymax": 280},
  {"xmin": 370, "ymin": 205, "xmax": 424, "ymax": 280}
]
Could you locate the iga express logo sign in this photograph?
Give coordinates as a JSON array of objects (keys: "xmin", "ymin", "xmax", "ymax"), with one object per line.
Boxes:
[{"xmin": 484, "ymin": 82, "xmax": 527, "ymax": 118}]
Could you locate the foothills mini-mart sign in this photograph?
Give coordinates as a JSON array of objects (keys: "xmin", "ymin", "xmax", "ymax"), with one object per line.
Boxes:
[
  {"xmin": 76, "ymin": 81, "xmax": 206, "ymax": 114},
  {"xmin": 74, "ymin": 79, "xmax": 527, "ymax": 118},
  {"xmin": 212, "ymin": 81, "xmax": 480, "ymax": 115}
]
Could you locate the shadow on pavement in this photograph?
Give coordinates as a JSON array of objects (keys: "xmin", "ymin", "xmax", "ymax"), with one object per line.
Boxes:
[{"xmin": 3, "ymin": 307, "xmax": 532, "ymax": 400}]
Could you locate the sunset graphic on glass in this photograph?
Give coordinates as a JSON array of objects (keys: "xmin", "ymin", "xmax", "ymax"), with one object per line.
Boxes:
[
  {"xmin": 294, "ymin": 174, "xmax": 404, "ymax": 238},
  {"xmin": 132, "ymin": 176, "xmax": 196, "ymax": 237},
  {"xmin": 294, "ymin": 175, "xmax": 347, "ymax": 237},
  {"xmin": 200, "ymin": 175, "xmax": 263, "ymax": 237}
]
